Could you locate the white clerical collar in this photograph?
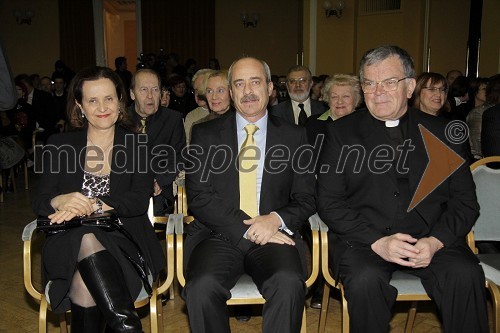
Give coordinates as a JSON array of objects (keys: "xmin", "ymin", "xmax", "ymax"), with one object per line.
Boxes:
[{"xmin": 385, "ymin": 119, "xmax": 400, "ymax": 127}]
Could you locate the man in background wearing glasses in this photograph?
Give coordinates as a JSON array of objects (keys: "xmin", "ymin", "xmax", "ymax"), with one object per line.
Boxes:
[
  {"xmin": 272, "ymin": 65, "xmax": 327, "ymax": 126},
  {"xmin": 317, "ymin": 45, "xmax": 488, "ymax": 332}
]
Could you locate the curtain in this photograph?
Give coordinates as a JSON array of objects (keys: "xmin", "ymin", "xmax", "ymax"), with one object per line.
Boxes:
[
  {"xmin": 58, "ymin": 0, "xmax": 96, "ymax": 72},
  {"xmin": 141, "ymin": 0, "xmax": 215, "ymax": 68}
]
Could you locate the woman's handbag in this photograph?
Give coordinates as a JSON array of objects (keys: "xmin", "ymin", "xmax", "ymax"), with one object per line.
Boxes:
[{"xmin": 36, "ymin": 211, "xmax": 153, "ymax": 296}]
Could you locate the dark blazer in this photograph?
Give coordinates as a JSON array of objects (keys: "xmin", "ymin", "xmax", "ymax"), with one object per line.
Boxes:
[
  {"xmin": 481, "ymin": 104, "xmax": 500, "ymax": 158},
  {"xmin": 317, "ymin": 108, "xmax": 479, "ymax": 276},
  {"xmin": 127, "ymin": 106, "xmax": 186, "ymax": 203},
  {"xmin": 271, "ymin": 99, "xmax": 328, "ymax": 125},
  {"xmin": 185, "ymin": 112, "xmax": 316, "ymax": 254},
  {"xmin": 32, "ymin": 88, "xmax": 57, "ymax": 129},
  {"xmin": 32, "ymin": 126, "xmax": 165, "ymax": 274}
]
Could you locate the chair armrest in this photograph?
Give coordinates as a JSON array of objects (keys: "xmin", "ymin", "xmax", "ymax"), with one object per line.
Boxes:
[
  {"xmin": 308, "ymin": 213, "xmax": 321, "ymax": 232},
  {"xmin": 157, "ymin": 214, "xmax": 176, "ymax": 295},
  {"xmin": 23, "ymin": 220, "xmax": 43, "ymax": 301},
  {"xmin": 305, "ymin": 214, "xmax": 320, "ymax": 288},
  {"xmin": 22, "ymin": 220, "xmax": 38, "ymax": 241}
]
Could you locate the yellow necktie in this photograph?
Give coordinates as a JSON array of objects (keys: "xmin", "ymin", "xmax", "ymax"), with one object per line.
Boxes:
[
  {"xmin": 239, "ymin": 124, "xmax": 259, "ymax": 218},
  {"xmin": 140, "ymin": 118, "xmax": 147, "ymax": 133}
]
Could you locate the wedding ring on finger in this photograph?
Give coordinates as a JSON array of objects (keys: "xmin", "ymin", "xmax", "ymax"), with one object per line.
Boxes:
[{"xmin": 253, "ymin": 231, "xmax": 258, "ymax": 240}]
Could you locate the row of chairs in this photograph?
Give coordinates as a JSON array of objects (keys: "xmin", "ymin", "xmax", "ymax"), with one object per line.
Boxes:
[{"xmin": 22, "ymin": 156, "xmax": 500, "ymax": 332}]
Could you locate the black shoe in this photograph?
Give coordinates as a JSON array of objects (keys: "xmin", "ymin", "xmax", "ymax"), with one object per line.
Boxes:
[
  {"xmin": 78, "ymin": 250, "xmax": 142, "ymax": 333},
  {"xmin": 310, "ymin": 293, "xmax": 323, "ymax": 309},
  {"xmin": 234, "ymin": 305, "xmax": 252, "ymax": 321},
  {"xmin": 70, "ymin": 304, "xmax": 104, "ymax": 333}
]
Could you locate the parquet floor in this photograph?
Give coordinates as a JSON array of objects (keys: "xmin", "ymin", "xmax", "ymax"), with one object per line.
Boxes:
[{"xmin": 0, "ymin": 171, "xmax": 493, "ymax": 332}]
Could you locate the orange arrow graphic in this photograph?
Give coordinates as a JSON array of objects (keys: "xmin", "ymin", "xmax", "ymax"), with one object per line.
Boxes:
[{"xmin": 407, "ymin": 124, "xmax": 465, "ymax": 212}]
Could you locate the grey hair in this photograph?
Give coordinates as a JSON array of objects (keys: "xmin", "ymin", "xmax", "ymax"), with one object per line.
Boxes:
[
  {"xmin": 359, "ymin": 46, "xmax": 415, "ymax": 81},
  {"xmin": 322, "ymin": 74, "xmax": 363, "ymax": 107},
  {"xmin": 286, "ymin": 65, "xmax": 312, "ymax": 81},
  {"xmin": 192, "ymin": 68, "xmax": 214, "ymax": 86},
  {"xmin": 228, "ymin": 56, "xmax": 272, "ymax": 86}
]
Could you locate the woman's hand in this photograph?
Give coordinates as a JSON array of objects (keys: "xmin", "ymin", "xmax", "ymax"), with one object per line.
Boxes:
[
  {"xmin": 50, "ymin": 192, "xmax": 94, "ymax": 217},
  {"xmin": 48, "ymin": 210, "xmax": 78, "ymax": 224}
]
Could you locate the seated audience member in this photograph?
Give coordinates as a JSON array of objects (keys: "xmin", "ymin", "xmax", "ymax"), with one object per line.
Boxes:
[
  {"xmin": 52, "ymin": 74, "xmax": 68, "ymax": 132},
  {"xmin": 310, "ymin": 76, "xmax": 323, "ymax": 101},
  {"xmin": 272, "ymin": 65, "xmax": 328, "ymax": 125},
  {"xmin": 304, "ymin": 73, "xmax": 362, "ymax": 308},
  {"xmin": 14, "ymin": 74, "xmax": 57, "ymax": 143},
  {"xmin": 168, "ymin": 74, "xmax": 197, "ymax": 118},
  {"xmin": 114, "ymin": 56, "xmax": 133, "ymax": 105},
  {"xmin": 160, "ymin": 84, "xmax": 170, "ymax": 108},
  {"xmin": 194, "ymin": 70, "xmax": 234, "ymax": 125},
  {"xmin": 5, "ymin": 82, "xmax": 36, "ymax": 151},
  {"xmin": 467, "ymin": 77, "xmax": 491, "ymax": 160},
  {"xmin": 184, "ymin": 68, "xmax": 213, "ymax": 144},
  {"xmin": 446, "ymin": 69, "xmax": 463, "ymax": 87},
  {"xmin": 317, "ymin": 45, "xmax": 488, "ymax": 333},
  {"xmin": 446, "ymin": 75, "xmax": 471, "ymax": 121},
  {"xmin": 32, "ymin": 66, "xmax": 165, "ymax": 332},
  {"xmin": 128, "ymin": 69, "xmax": 186, "ymax": 216},
  {"xmin": 208, "ymin": 57, "xmax": 220, "ymax": 70},
  {"xmin": 183, "ymin": 56, "xmax": 316, "ymax": 333},
  {"xmin": 481, "ymin": 74, "xmax": 500, "ymax": 158},
  {"xmin": 51, "ymin": 60, "xmax": 75, "ymax": 86},
  {"xmin": 305, "ymin": 74, "xmax": 362, "ymax": 149},
  {"xmin": 267, "ymin": 76, "xmax": 280, "ymax": 109},
  {"xmin": 411, "ymin": 72, "xmax": 450, "ymax": 116},
  {"xmin": 39, "ymin": 76, "xmax": 53, "ymax": 94}
]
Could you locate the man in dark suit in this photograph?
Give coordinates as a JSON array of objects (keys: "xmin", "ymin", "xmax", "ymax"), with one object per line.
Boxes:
[
  {"xmin": 183, "ymin": 57, "xmax": 316, "ymax": 333},
  {"xmin": 128, "ymin": 69, "xmax": 185, "ymax": 215},
  {"xmin": 317, "ymin": 46, "xmax": 488, "ymax": 333},
  {"xmin": 271, "ymin": 65, "xmax": 327, "ymax": 125},
  {"xmin": 15, "ymin": 74, "xmax": 57, "ymax": 143}
]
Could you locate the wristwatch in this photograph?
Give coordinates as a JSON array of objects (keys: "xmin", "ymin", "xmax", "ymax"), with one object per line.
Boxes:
[{"xmin": 95, "ymin": 197, "xmax": 103, "ymax": 214}]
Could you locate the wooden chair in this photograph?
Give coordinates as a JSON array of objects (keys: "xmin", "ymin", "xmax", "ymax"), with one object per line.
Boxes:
[
  {"xmin": 174, "ymin": 184, "xmax": 320, "ymax": 332},
  {"xmin": 467, "ymin": 156, "xmax": 500, "ymax": 333},
  {"xmin": 22, "ymin": 213, "xmax": 175, "ymax": 333},
  {"xmin": 312, "ymin": 213, "xmax": 432, "ymax": 333}
]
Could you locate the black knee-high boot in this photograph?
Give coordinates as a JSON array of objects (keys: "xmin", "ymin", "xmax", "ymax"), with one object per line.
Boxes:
[
  {"xmin": 77, "ymin": 250, "xmax": 142, "ymax": 333},
  {"xmin": 70, "ymin": 304, "xmax": 105, "ymax": 333}
]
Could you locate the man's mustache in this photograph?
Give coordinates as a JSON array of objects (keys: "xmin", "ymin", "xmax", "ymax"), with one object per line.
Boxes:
[{"xmin": 241, "ymin": 94, "xmax": 259, "ymax": 103}]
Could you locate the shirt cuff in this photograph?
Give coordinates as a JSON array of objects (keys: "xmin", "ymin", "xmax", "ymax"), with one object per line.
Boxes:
[{"xmin": 271, "ymin": 211, "xmax": 294, "ymax": 236}]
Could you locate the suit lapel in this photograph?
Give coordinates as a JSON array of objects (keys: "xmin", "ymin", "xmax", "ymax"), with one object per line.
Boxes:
[
  {"xmin": 109, "ymin": 126, "xmax": 126, "ymax": 195},
  {"xmin": 260, "ymin": 116, "xmax": 281, "ymax": 210},
  {"xmin": 219, "ymin": 114, "xmax": 240, "ymax": 207},
  {"xmin": 285, "ymin": 100, "xmax": 295, "ymax": 124}
]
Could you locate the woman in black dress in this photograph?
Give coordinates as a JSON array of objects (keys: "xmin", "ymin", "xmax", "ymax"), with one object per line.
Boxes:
[{"xmin": 33, "ymin": 66, "xmax": 164, "ymax": 332}]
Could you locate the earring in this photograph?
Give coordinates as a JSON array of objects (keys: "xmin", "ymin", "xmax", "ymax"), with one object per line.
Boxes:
[{"xmin": 81, "ymin": 112, "xmax": 85, "ymax": 118}]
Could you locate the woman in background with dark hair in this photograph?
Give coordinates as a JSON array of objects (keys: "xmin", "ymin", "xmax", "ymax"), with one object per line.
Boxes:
[
  {"xmin": 411, "ymin": 72, "xmax": 450, "ymax": 117},
  {"xmin": 33, "ymin": 66, "xmax": 164, "ymax": 332}
]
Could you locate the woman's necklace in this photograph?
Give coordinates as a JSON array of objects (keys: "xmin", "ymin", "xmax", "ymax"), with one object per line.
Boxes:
[
  {"xmin": 87, "ymin": 135, "xmax": 113, "ymax": 153},
  {"xmin": 86, "ymin": 135, "xmax": 113, "ymax": 175}
]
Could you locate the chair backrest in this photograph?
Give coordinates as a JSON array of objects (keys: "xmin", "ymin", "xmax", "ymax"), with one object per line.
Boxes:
[{"xmin": 470, "ymin": 157, "xmax": 500, "ymax": 242}]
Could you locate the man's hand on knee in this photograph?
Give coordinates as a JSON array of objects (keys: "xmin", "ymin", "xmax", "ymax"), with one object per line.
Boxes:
[
  {"xmin": 371, "ymin": 233, "xmax": 419, "ymax": 267},
  {"xmin": 409, "ymin": 236, "xmax": 444, "ymax": 268}
]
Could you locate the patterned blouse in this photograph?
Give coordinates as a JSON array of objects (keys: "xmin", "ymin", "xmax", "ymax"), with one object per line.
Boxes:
[{"xmin": 81, "ymin": 171, "xmax": 110, "ymax": 197}]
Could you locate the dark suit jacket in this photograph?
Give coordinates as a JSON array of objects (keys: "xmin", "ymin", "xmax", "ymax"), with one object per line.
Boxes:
[
  {"xmin": 185, "ymin": 112, "xmax": 316, "ymax": 254},
  {"xmin": 127, "ymin": 106, "xmax": 186, "ymax": 204},
  {"xmin": 317, "ymin": 108, "xmax": 479, "ymax": 276},
  {"xmin": 32, "ymin": 126, "xmax": 165, "ymax": 274},
  {"xmin": 481, "ymin": 104, "xmax": 500, "ymax": 158},
  {"xmin": 32, "ymin": 88, "xmax": 57, "ymax": 130},
  {"xmin": 271, "ymin": 99, "xmax": 328, "ymax": 125}
]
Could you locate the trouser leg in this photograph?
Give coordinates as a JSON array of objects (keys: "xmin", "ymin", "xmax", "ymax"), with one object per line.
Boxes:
[
  {"xmin": 337, "ymin": 247, "xmax": 397, "ymax": 333},
  {"xmin": 246, "ymin": 243, "xmax": 306, "ymax": 333},
  {"xmin": 182, "ymin": 237, "xmax": 245, "ymax": 333},
  {"xmin": 409, "ymin": 244, "xmax": 489, "ymax": 333}
]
